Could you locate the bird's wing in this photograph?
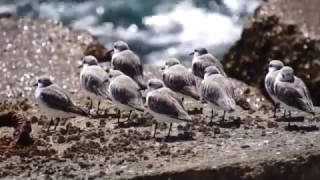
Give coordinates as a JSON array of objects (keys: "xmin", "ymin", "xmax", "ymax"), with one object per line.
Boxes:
[
  {"xmin": 192, "ymin": 60, "xmax": 213, "ymax": 79},
  {"xmin": 265, "ymin": 71, "xmax": 278, "ymax": 95},
  {"xmin": 110, "ymin": 76, "xmax": 143, "ymax": 111},
  {"xmin": 161, "ymin": 88, "xmax": 184, "ymax": 107},
  {"xmin": 201, "ymin": 76, "xmax": 234, "ymax": 110},
  {"xmin": 163, "ymin": 65, "xmax": 196, "ymax": 91},
  {"xmin": 40, "ymin": 85, "xmax": 85, "ymax": 115},
  {"xmin": 180, "ymin": 86, "xmax": 200, "ymax": 100},
  {"xmin": 201, "ymin": 79, "xmax": 220, "ymax": 106},
  {"xmin": 112, "ymin": 50, "xmax": 143, "ymax": 77},
  {"xmin": 200, "ymin": 54, "xmax": 225, "ymax": 76},
  {"xmin": 147, "ymin": 91, "xmax": 190, "ymax": 121},
  {"xmin": 295, "ymin": 77, "xmax": 313, "ymax": 103},
  {"xmin": 274, "ymin": 81, "xmax": 314, "ymax": 114},
  {"xmin": 81, "ymin": 71, "xmax": 110, "ymax": 100}
]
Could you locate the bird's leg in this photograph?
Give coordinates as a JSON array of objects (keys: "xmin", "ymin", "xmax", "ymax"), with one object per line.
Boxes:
[
  {"xmin": 117, "ymin": 109, "xmax": 121, "ymax": 124},
  {"xmin": 286, "ymin": 111, "xmax": 292, "ymax": 127},
  {"xmin": 47, "ymin": 118, "xmax": 53, "ymax": 133},
  {"xmin": 97, "ymin": 100, "xmax": 101, "ymax": 114},
  {"xmin": 127, "ymin": 110, "xmax": 132, "ymax": 122},
  {"xmin": 65, "ymin": 123, "xmax": 70, "ymax": 135},
  {"xmin": 167, "ymin": 123, "xmax": 173, "ymax": 138},
  {"xmin": 153, "ymin": 122, "xmax": 158, "ymax": 139},
  {"xmin": 221, "ymin": 111, "xmax": 226, "ymax": 122},
  {"xmin": 273, "ymin": 104, "xmax": 277, "ymax": 118},
  {"xmin": 283, "ymin": 109, "xmax": 287, "ymax": 119},
  {"xmin": 54, "ymin": 118, "xmax": 60, "ymax": 130},
  {"xmin": 210, "ymin": 109, "xmax": 214, "ymax": 124},
  {"xmin": 86, "ymin": 97, "xmax": 92, "ymax": 110}
]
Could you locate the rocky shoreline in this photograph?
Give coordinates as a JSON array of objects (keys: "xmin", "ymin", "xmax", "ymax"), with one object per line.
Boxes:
[
  {"xmin": 223, "ymin": 0, "xmax": 320, "ymax": 106},
  {"xmin": 1, "ymin": 1, "xmax": 320, "ymax": 179}
]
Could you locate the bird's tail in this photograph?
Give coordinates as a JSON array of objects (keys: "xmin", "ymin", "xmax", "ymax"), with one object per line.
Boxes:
[
  {"xmin": 98, "ymin": 83, "xmax": 113, "ymax": 103},
  {"xmin": 134, "ymin": 75, "xmax": 147, "ymax": 90},
  {"xmin": 181, "ymin": 86, "xmax": 200, "ymax": 100},
  {"xmin": 178, "ymin": 114, "xmax": 192, "ymax": 123},
  {"xmin": 70, "ymin": 106, "xmax": 88, "ymax": 117},
  {"xmin": 221, "ymin": 97, "xmax": 236, "ymax": 113}
]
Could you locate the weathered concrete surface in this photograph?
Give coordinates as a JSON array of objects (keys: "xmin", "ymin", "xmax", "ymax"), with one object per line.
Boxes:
[{"xmin": 223, "ymin": 0, "xmax": 320, "ymax": 106}]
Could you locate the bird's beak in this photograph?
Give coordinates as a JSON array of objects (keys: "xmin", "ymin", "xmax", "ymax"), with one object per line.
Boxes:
[
  {"xmin": 107, "ymin": 49, "xmax": 114, "ymax": 55},
  {"xmin": 78, "ymin": 64, "xmax": 83, "ymax": 68},
  {"xmin": 161, "ymin": 66, "xmax": 165, "ymax": 70},
  {"xmin": 32, "ymin": 82, "xmax": 38, "ymax": 87},
  {"xmin": 189, "ymin": 52, "xmax": 194, "ymax": 56}
]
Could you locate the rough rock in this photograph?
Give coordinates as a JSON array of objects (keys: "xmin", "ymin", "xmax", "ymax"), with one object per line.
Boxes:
[
  {"xmin": 0, "ymin": 16, "xmax": 320, "ymax": 180},
  {"xmin": 223, "ymin": 0, "xmax": 320, "ymax": 105}
]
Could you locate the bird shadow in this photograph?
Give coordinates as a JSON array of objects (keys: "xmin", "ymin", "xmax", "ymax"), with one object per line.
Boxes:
[
  {"xmin": 276, "ymin": 116, "xmax": 304, "ymax": 123},
  {"xmin": 116, "ymin": 118, "xmax": 153, "ymax": 129},
  {"xmin": 285, "ymin": 124, "xmax": 319, "ymax": 132},
  {"xmin": 209, "ymin": 118, "xmax": 241, "ymax": 129},
  {"xmin": 154, "ymin": 132, "xmax": 195, "ymax": 143},
  {"xmin": 187, "ymin": 108, "xmax": 203, "ymax": 115},
  {"xmin": 88, "ymin": 112, "xmax": 119, "ymax": 119}
]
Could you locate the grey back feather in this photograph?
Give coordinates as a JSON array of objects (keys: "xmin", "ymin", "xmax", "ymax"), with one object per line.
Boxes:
[
  {"xmin": 274, "ymin": 77, "xmax": 314, "ymax": 114},
  {"xmin": 40, "ymin": 85, "xmax": 86, "ymax": 115},
  {"xmin": 192, "ymin": 54, "xmax": 225, "ymax": 78},
  {"xmin": 109, "ymin": 74, "xmax": 144, "ymax": 111},
  {"xmin": 81, "ymin": 66, "xmax": 110, "ymax": 100},
  {"xmin": 201, "ymin": 75, "xmax": 235, "ymax": 111},
  {"xmin": 162, "ymin": 64, "xmax": 199, "ymax": 100},
  {"xmin": 147, "ymin": 87, "xmax": 190, "ymax": 121}
]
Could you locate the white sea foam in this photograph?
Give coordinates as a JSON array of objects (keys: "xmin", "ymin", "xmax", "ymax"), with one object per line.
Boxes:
[{"xmin": 1, "ymin": 0, "xmax": 261, "ymax": 64}]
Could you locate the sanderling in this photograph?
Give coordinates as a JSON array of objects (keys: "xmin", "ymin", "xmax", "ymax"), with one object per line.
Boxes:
[
  {"xmin": 146, "ymin": 79, "xmax": 191, "ymax": 138},
  {"xmin": 107, "ymin": 70, "xmax": 144, "ymax": 124},
  {"xmin": 162, "ymin": 58, "xmax": 199, "ymax": 101},
  {"xmin": 200, "ymin": 66, "xmax": 235, "ymax": 122},
  {"xmin": 190, "ymin": 48, "xmax": 225, "ymax": 79},
  {"xmin": 79, "ymin": 56, "xmax": 110, "ymax": 112},
  {"xmin": 274, "ymin": 66, "xmax": 315, "ymax": 125},
  {"xmin": 34, "ymin": 76, "xmax": 87, "ymax": 131},
  {"xmin": 265, "ymin": 60, "xmax": 284, "ymax": 118},
  {"xmin": 79, "ymin": 55, "xmax": 111, "ymax": 112},
  {"xmin": 108, "ymin": 41, "xmax": 147, "ymax": 90}
]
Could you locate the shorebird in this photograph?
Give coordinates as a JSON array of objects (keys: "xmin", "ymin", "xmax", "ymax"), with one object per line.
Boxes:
[
  {"xmin": 79, "ymin": 55, "xmax": 111, "ymax": 113},
  {"xmin": 108, "ymin": 41, "xmax": 147, "ymax": 90},
  {"xmin": 200, "ymin": 66, "xmax": 235, "ymax": 123},
  {"xmin": 146, "ymin": 79, "xmax": 191, "ymax": 138},
  {"xmin": 162, "ymin": 58, "xmax": 199, "ymax": 101},
  {"xmin": 274, "ymin": 66, "xmax": 315, "ymax": 125},
  {"xmin": 190, "ymin": 48, "xmax": 225, "ymax": 79},
  {"xmin": 34, "ymin": 76, "xmax": 87, "ymax": 132},
  {"xmin": 265, "ymin": 60, "xmax": 284, "ymax": 118},
  {"xmin": 107, "ymin": 70, "xmax": 144, "ymax": 124}
]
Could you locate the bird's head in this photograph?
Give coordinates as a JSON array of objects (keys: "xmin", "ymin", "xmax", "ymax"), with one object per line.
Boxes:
[
  {"xmin": 147, "ymin": 79, "xmax": 164, "ymax": 90},
  {"xmin": 204, "ymin": 66, "xmax": 221, "ymax": 79},
  {"xmin": 189, "ymin": 48, "xmax": 208, "ymax": 57},
  {"xmin": 108, "ymin": 69, "xmax": 123, "ymax": 80},
  {"xmin": 33, "ymin": 76, "xmax": 53, "ymax": 88},
  {"xmin": 279, "ymin": 66, "xmax": 295, "ymax": 82},
  {"xmin": 268, "ymin": 60, "xmax": 284, "ymax": 72},
  {"xmin": 79, "ymin": 55, "xmax": 99, "ymax": 68},
  {"xmin": 112, "ymin": 41, "xmax": 130, "ymax": 53},
  {"xmin": 162, "ymin": 58, "xmax": 181, "ymax": 70}
]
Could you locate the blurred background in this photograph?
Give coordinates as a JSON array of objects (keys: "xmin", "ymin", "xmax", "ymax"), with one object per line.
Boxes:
[{"xmin": 0, "ymin": 0, "xmax": 262, "ymax": 64}]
